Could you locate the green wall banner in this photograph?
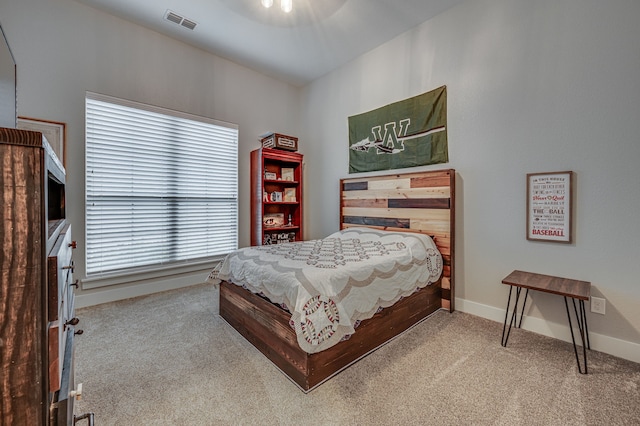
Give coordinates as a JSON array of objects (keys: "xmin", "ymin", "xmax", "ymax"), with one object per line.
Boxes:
[{"xmin": 348, "ymin": 86, "xmax": 448, "ymax": 173}]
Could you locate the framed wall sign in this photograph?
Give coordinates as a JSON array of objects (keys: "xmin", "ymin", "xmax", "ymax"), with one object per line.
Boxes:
[
  {"xmin": 526, "ymin": 171, "xmax": 573, "ymax": 243},
  {"xmin": 17, "ymin": 116, "xmax": 66, "ymax": 166}
]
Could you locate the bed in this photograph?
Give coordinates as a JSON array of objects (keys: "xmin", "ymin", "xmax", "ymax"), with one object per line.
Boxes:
[{"xmin": 211, "ymin": 169, "xmax": 455, "ymax": 392}]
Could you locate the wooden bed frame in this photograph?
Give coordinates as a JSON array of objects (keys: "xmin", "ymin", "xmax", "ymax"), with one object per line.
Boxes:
[{"xmin": 219, "ymin": 169, "xmax": 455, "ymax": 391}]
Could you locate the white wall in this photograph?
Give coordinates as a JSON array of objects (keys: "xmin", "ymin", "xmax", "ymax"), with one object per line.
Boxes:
[
  {"xmin": 0, "ymin": 0, "xmax": 302, "ymax": 303},
  {"xmin": 301, "ymin": 0, "xmax": 640, "ymax": 361}
]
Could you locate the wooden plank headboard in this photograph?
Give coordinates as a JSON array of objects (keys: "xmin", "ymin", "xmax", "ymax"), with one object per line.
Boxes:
[{"xmin": 340, "ymin": 169, "xmax": 455, "ymax": 311}]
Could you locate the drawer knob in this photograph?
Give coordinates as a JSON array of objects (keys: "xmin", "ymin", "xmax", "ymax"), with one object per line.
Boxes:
[
  {"xmin": 65, "ymin": 317, "xmax": 80, "ymax": 327},
  {"xmin": 70, "ymin": 382, "xmax": 83, "ymax": 400},
  {"xmin": 63, "ymin": 260, "xmax": 75, "ymax": 273},
  {"xmin": 69, "ymin": 241, "xmax": 78, "ymax": 249},
  {"xmin": 74, "ymin": 412, "xmax": 94, "ymax": 426}
]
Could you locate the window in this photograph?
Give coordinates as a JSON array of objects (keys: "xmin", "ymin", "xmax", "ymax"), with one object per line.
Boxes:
[{"xmin": 85, "ymin": 92, "xmax": 238, "ymax": 277}]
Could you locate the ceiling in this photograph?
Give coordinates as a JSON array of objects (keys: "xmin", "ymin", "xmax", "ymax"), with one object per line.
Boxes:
[{"xmin": 73, "ymin": 0, "xmax": 466, "ymax": 86}]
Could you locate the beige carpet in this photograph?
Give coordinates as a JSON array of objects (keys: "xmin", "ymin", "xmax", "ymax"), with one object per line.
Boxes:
[{"xmin": 74, "ymin": 283, "xmax": 640, "ymax": 425}]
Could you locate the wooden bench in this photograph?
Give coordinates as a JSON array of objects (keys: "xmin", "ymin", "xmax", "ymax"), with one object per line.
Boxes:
[{"xmin": 500, "ymin": 270, "xmax": 591, "ymax": 373}]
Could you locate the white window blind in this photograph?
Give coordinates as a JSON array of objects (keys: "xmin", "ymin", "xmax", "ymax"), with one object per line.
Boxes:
[{"xmin": 85, "ymin": 92, "xmax": 238, "ymax": 277}]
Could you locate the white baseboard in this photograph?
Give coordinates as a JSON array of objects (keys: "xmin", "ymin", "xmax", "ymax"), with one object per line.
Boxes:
[{"xmin": 456, "ymin": 297, "xmax": 640, "ymax": 364}]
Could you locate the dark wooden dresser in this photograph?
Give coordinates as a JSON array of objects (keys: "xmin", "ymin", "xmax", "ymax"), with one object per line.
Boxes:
[{"xmin": 1, "ymin": 127, "xmax": 92, "ymax": 425}]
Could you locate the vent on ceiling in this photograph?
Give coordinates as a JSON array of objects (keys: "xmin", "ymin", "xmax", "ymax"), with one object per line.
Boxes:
[{"xmin": 164, "ymin": 10, "xmax": 197, "ymax": 31}]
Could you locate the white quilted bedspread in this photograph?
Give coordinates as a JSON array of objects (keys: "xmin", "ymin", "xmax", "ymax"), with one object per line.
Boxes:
[{"xmin": 214, "ymin": 227, "xmax": 443, "ymax": 354}]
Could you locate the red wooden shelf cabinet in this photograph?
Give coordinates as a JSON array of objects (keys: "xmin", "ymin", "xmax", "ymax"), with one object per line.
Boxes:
[{"xmin": 250, "ymin": 147, "xmax": 303, "ymax": 246}]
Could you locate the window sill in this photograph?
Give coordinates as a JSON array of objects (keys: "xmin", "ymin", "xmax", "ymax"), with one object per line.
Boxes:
[{"xmin": 81, "ymin": 257, "xmax": 225, "ymax": 290}]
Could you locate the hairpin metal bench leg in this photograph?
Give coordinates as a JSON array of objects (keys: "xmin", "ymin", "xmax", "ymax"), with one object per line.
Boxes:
[
  {"xmin": 501, "ymin": 286, "xmax": 528, "ymax": 347},
  {"xmin": 578, "ymin": 299, "xmax": 590, "ymax": 350},
  {"xmin": 564, "ymin": 297, "xmax": 589, "ymax": 374}
]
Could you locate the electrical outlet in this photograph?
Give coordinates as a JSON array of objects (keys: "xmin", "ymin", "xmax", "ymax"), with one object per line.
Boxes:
[{"xmin": 591, "ymin": 296, "xmax": 606, "ymax": 315}]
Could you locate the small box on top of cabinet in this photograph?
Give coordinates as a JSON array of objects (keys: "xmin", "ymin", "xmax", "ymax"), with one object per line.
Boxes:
[{"xmin": 260, "ymin": 132, "xmax": 298, "ymax": 152}]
